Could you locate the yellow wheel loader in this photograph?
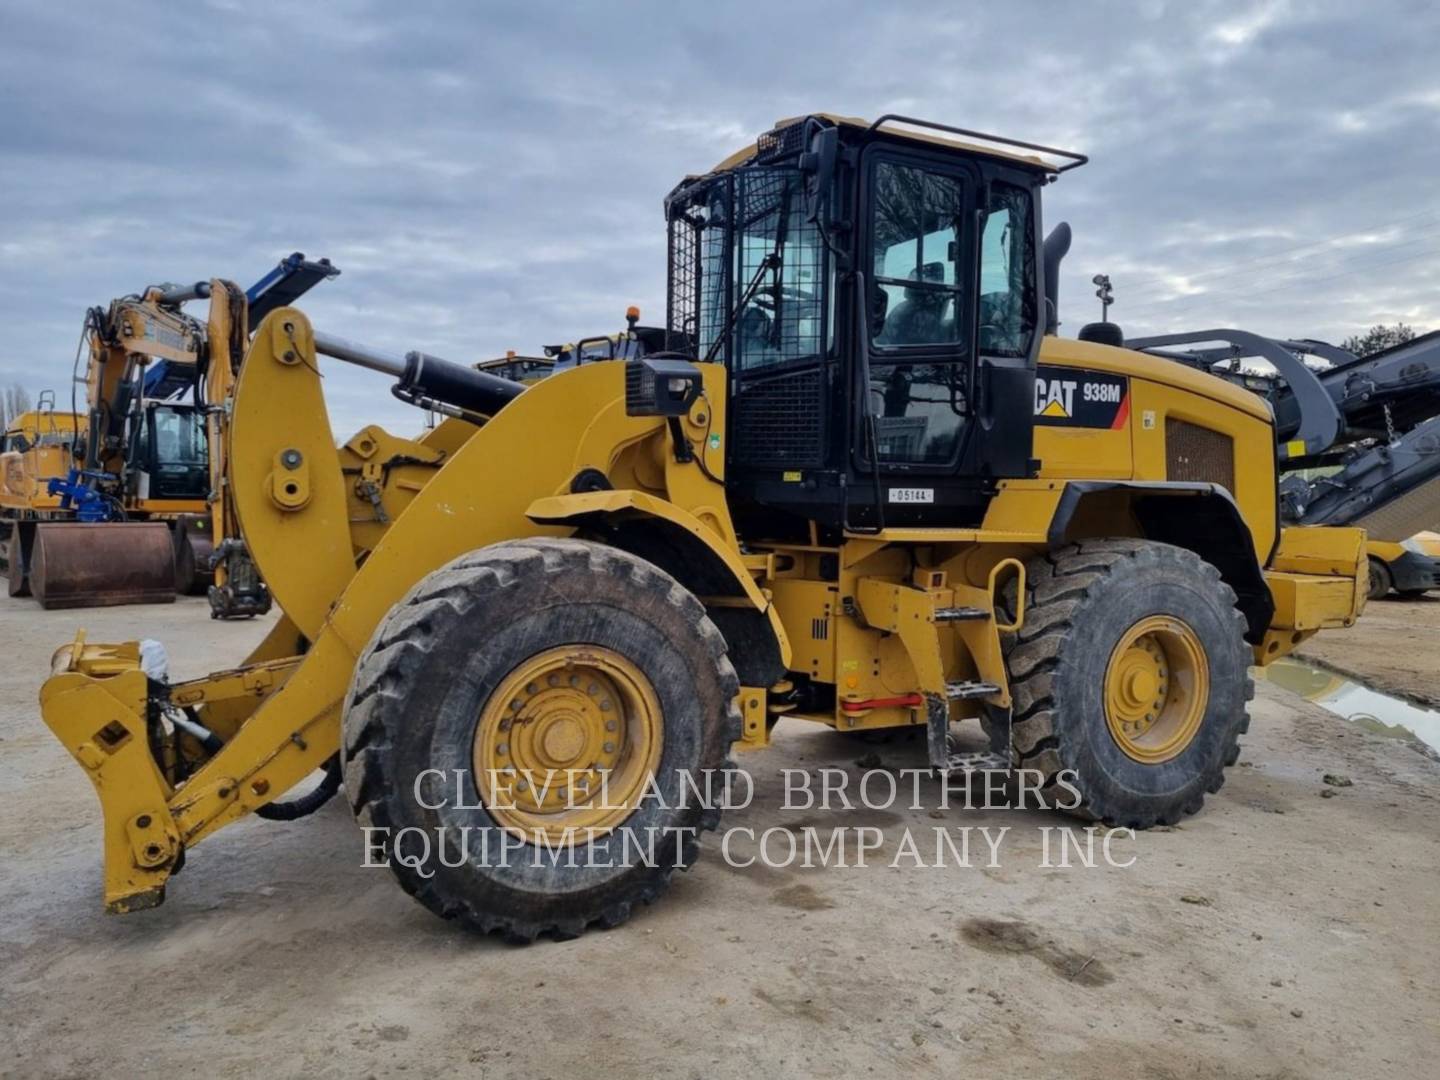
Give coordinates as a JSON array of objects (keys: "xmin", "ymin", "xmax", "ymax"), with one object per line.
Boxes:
[{"xmin": 40, "ymin": 114, "xmax": 1366, "ymax": 939}]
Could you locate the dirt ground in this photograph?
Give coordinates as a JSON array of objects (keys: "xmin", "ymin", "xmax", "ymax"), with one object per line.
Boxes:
[
  {"xmin": 1296, "ymin": 593, "xmax": 1440, "ymax": 708},
  {"xmin": 2, "ymin": 597, "xmax": 1438, "ymax": 1080}
]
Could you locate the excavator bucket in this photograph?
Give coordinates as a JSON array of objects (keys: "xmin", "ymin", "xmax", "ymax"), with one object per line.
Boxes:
[{"xmin": 31, "ymin": 522, "xmax": 176, "ymax": 609}]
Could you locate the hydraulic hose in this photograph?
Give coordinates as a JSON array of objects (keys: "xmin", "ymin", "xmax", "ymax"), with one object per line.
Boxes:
[
  {"xmin": 254, "ymin": 756, "xmax": 343, "ymax": 821},
  {"xmin": 165, "ymin": 700, "xmax": 342, "ymax": 821}
]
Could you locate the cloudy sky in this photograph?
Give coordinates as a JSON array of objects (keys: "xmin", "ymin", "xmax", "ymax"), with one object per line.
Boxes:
[{"xmin": 3, "ymin": 0, "xmax": 1438, "ymax": 437}]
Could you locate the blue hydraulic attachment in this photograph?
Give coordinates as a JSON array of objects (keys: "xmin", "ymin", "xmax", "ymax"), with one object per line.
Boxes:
[{"xmin": 47, "ymin": 469, "xmax": 122, "ymax": 522}]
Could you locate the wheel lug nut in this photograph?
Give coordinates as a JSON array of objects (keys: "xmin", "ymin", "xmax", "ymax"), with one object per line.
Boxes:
[
  {"xmin": 496, "ymin": 743, "xmax": 509, "ymax": 755},
  {"xmin": 599, "ymin": 700, "xmax": 612, "ymax": 712},
  {"xmin": 603, "ymin": 741, "xmax": 615, "ymax": 754},
  {"xmin": 605, "ymin": 720, "xmax": 617, "ymax": 732}
]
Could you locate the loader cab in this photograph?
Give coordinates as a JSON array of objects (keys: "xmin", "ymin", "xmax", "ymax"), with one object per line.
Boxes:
[
  {"xmin": 663, "ymin": 114, "xmax": 1084, "ymax": 536},
  {"xmin": 126, "ymin": 402, "xmax": 208, "ymax": 501}
]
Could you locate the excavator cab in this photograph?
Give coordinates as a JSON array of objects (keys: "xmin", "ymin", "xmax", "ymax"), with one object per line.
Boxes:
[
  {"xmin": 663, "ymin": 114, "xmax": 1083, "ymax": 533},
  {"xmin": 125, "ymin": 402, "xmax": 208, "ymax": 502}
]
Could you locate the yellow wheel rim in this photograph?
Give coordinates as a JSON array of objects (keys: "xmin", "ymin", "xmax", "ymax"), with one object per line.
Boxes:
[
  {"xmin": 473, "ymin": 646, "xmax": 663, "ymax": 844},
  {"xmin": 1104, "ymin": 615, "xmax": 1209, "ymax": 764}
]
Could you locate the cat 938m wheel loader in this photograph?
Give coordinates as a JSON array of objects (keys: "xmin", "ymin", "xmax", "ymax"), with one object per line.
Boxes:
[{"xmin": 40, "ymin": 114, "xmax": 1367, "ymax": 940}]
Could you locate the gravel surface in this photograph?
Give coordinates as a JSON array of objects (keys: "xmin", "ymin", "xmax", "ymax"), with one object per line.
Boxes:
[{"xmin": 3, "ymin": 597, "xmax": 1437, "ymax": 1079}]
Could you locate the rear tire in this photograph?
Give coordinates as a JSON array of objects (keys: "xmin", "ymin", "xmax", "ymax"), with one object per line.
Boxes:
[
  {"xmin": 1366, "ymin": 557, "xmax": 1393, "ymax": 601},
  {"xmin": 1003, "ymin": 539, "xmax": 1251, "ymax": 829},
  {"xmin": 342, "ymin": 538, "xmax": 740, "ymax": 941}
]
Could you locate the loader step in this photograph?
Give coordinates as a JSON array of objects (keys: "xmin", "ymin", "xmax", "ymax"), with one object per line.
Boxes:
[
  {"xmin": 934, "ymin": 605, "xmax": 990, "ymax": 622},
  {"xmin": 946, "ymin": 680, "xmax": 1001, "ymax": 700}
]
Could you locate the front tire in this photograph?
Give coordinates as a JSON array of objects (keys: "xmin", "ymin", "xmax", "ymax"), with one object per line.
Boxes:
[
  {"xmin": 342, "ymin": 538, "xmax": 740, "ymax": 941},
  {"xmin": 1003, "ymin": 539, "xmax": 1251, "ymax": 829}
]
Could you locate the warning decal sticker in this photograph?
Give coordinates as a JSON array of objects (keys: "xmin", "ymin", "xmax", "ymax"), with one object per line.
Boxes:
[{"xmin": 1033, "ymin": 366, "xmax": 1131, "ymax": 430}]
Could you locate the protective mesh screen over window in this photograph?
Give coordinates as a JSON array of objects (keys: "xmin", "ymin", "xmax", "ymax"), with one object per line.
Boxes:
[
  {"xmin": 730, "ymin": 170, "xmax": 826, "ymax": 372},
  {"xmin": 666, "ymin": 177, "xmax": 729, "ymax": 357},
  {"xmin": 666, "ymin": 168, "xmax": 827, "ymax": 370},
  {"xmin": 666, "ymin": 209, "xmax": 701, "ymax": 354}
]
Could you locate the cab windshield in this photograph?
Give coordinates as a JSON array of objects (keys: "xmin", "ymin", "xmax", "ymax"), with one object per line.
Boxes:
[{"xmin": 150, "ymin": 407, "xmax": 207, "ymax": 469}]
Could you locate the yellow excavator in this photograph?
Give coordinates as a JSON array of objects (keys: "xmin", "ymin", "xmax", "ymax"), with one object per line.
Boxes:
[
  {"xmin": 1, "ymin": 286, "xmax": 216, "ymax": 609},
  {"xmin": 3, "ymin": 254, "xmax": 337, "ymax": 612},
  {"xmin": 40, "ymin": 114, "xmax": 1366, "ymax": 940}
]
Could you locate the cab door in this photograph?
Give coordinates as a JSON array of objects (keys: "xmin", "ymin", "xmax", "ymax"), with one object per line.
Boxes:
[
  {"xmin": 854, "ymin": 152, "xmax": 979, "ymax": 522},
  {"xmin": 853, "ymin": 153, "xmax": 1043, "ymax": 527}
]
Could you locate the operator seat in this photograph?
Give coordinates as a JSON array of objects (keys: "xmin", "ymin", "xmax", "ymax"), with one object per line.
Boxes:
[{"xmin": 877, "ymin": 262, "xmax": 952, "ymax": 346}]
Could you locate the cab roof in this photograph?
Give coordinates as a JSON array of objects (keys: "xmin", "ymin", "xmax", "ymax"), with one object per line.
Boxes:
[
  {"xmin": 711, "ymin": 113, "xmax": 1086, "ymax": 176},
  {"xmin": 6, "ymin": 410, "xmax": 82, "ymax": 435}
]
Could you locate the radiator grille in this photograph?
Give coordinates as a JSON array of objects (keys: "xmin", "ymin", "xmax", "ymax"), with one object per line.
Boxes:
[
  {"xmin": 730, "ymin": 367, "xmax": 826, "ymax": 468},
  {"xmin": 1166, "ymin": 419, "xmax": 1235, "ymax": 492}
]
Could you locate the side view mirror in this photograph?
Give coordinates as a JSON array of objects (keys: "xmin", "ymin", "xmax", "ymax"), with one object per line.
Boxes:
[{"xmin": 799, "ymin": 120, "xmax": 839, "ymax": 223}]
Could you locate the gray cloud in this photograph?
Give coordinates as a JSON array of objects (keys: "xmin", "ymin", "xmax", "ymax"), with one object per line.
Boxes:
[{"xmin": 2, "ymin": 0, "xmax": 1437, "ymax": 436}]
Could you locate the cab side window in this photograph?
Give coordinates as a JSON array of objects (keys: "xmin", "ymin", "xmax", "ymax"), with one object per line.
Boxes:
[{"xmin": 978, "ymin": 182, "xmax": 1036, "ymax": 357}]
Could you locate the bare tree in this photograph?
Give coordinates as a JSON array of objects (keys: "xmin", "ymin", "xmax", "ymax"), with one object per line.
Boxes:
[
  {"xmin": 0, "ymin": 383, "xmax": 34, "ymax": 433},
  {"xmin": 1340, "ymin": 323, "xmax": 1418, "ymax": 358}
]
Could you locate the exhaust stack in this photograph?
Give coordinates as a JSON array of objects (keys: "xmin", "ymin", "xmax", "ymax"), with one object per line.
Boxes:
[{"xmin": 1042, "ymin": 222, "xmax": 1072, "ymax": 335}]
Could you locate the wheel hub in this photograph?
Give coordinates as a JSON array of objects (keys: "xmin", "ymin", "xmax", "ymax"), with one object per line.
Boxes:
[
  {"xmin": 1104, "ymin": 616, "xmax": 1209, "ymax": 764},
  {"xmin": 473, "ymin": 646, "xmax": 662, "ymax": 843},
  {"xmin": 540, "ymin": 715, "xmax": 586, "ymax": 763}
]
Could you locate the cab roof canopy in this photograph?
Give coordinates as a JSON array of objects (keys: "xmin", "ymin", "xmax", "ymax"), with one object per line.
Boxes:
[{"xmin": 710, "ymin": 112, "xmax": 1088, "ymax": 177}]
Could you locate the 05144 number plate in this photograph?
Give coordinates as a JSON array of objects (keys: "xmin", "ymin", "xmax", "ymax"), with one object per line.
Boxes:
[{"xmin": 888, "ymin": 487, "xmax": 934, "ymax": 504}]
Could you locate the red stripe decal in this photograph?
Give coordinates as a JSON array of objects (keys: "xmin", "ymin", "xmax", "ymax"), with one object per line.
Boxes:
[{"xmin": 1110, "ymin": 393, "xmax": 1131, "ymax": 430}]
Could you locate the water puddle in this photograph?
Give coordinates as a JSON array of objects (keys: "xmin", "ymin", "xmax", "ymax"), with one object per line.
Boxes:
[{"xmin": 1260, "ymin": 657, "xmax": 1440, "ymax": 755}]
